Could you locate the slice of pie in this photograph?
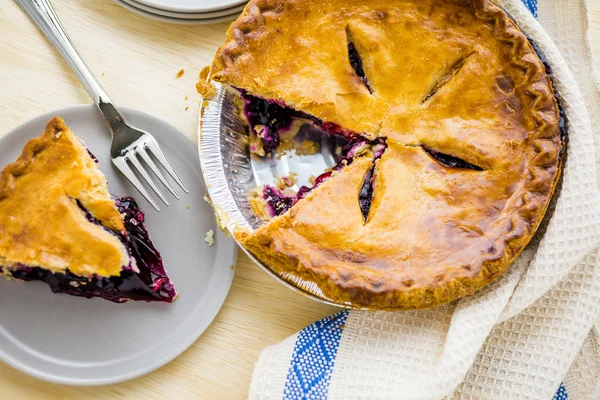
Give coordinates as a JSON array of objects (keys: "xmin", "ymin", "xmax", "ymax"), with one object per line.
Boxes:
[
  {"xmin": 208, "ymin": 0, "xmax": 564, "ymax": 309},
  {"xmin": 0, "ymin": 117, "xmax": 177, "ymax": 303}
]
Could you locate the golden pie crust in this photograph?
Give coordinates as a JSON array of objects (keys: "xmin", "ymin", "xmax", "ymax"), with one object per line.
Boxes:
[
  {"xmin": 210, "ymin": 0, "xmax": 563, "ymax": 309},
  {"xmin": 0, "ymin": 117, "xmax": 130, "ymax": 278}
]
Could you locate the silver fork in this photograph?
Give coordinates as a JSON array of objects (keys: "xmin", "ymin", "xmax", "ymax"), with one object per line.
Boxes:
[{"xmin": 15, "ymin": 0, "xmax": 187, "ymax": 211}]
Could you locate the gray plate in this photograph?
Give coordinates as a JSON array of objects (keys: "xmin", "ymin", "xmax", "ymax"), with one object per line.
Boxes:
[{"xmin": 0, "ymin": 104, "xmax": 236, "ymax": 385}]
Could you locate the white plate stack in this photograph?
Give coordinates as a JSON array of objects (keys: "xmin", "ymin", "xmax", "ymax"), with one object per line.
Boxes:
[{"xmin": 114, "ymin": 0, "xmax": 247, "ymax": 24}]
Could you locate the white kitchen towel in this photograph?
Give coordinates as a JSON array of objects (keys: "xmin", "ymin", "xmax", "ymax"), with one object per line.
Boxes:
[{"xmin": 248, "ymin": 1, "xmax": 600, "ymax": 399}]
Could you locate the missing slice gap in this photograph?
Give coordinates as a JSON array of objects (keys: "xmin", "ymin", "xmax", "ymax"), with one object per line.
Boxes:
[{"xmin": 237, "ymin": 89, "xmax": 389, "ymax": 220}]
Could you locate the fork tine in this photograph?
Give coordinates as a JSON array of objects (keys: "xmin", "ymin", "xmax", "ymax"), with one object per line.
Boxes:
[
  {"xmin": 145, "ymin": 138, "xmax": 189, "ymax": 193},
  {"xmin": 137, "ymin": 147, "xmax": 180, "ymax": 200},
  {"xmin": 112, "ymin": 157, "xmax": 160, "ymax": 211},
  {"xmin": 127, "ymin": 153, "xmax": 170, "ymax": 206}
]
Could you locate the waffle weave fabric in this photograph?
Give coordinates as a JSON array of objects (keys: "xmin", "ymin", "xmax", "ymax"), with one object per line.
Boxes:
[{"xmin": 248, "ymin": 0, "xmax": 600, "ymax": 399}]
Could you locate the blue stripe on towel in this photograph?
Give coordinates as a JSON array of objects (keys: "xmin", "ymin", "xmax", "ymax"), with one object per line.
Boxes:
[
  {"xmin": 553, "ymin": 383, "xmax": 568, "ymax": 400},
  {"xmin": 521, "ymin": 0, "xmax": 538, "ymax": 17},
  {"xmin": 283, "ymin": 311, "xmax": 349, "ymax": 400}
]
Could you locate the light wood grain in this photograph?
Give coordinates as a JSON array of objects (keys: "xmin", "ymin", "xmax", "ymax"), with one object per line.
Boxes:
[{"xmin": 0, "ymin": 1, "xmax": 599, "ymax": 399}]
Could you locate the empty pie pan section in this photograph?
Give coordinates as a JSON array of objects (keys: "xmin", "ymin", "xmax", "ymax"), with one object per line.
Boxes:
[{"xmin": 198, "ymin": 83, "xmax": 362, "ymax": 309}]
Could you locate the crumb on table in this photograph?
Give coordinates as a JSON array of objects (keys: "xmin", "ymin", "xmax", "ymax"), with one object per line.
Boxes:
[
  {"xmin": 196, "ymin": 79, "xmax": 216, "ymax": 99},
  {"xmin": 230, "ymin": 265, "xmax": 235, "ymax": 270},
  {"xmin": 176, "ymin": 69, "xmax": 185, "ymax": 78},
  {"xmin": 186, "ymin": 205, "xmax": 190, "ymax": 209},
  {"xmin": 185, "ymin": 106, "xmax": 189, "ymax": 111},
  {"xmin": 184, "ymin": 95, "xmax": 189, "ymax": 101},
  {"xmin": 205, "ymin": 230, "xmax": 215, "ymax": 246}
]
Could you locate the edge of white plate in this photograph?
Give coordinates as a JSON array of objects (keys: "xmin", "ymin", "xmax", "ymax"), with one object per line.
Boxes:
[
  {"xmin": 134, "ymin": 0, "xmax": 246, "ymax": 13},
  {"xmin": 114, "ymin": 0, "xmax": 240, "ymax": 24},
  {"xmin": 121, "ymin": 0, "xmax": 246, "ymax": 19}
]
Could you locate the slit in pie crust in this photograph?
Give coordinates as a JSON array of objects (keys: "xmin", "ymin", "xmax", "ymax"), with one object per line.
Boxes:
[{"xmin": 209, "ymin": 0, "xmax": 564, "ymax": 309}]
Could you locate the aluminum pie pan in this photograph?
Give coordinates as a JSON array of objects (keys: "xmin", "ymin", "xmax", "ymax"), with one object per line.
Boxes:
[
  {"xmin": 197, "ymin": 34, "xmax": 566, "ymax": 310},
  {"xmin": 198, "ymin": 82, "xmax": 360, "ymax": 309}
]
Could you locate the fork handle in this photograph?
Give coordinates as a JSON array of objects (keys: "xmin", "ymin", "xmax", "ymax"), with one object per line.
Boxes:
[{"xmin": 15, "ymin": 0, "xmax": 125, "ymax": 136}]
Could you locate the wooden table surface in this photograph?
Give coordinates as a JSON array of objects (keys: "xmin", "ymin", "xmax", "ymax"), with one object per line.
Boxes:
[{"xmin": 0, "ymin": 1, "xmax": 599, "ymax": 398}]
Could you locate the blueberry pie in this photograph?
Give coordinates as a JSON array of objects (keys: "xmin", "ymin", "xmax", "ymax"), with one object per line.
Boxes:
[
  {"xmin": 0, "ymin": 117, "xmax": 177, "ymax": 303},
  {"xmin": 208, "ymin": 0, "xmax": 564, "ymax": 309}
]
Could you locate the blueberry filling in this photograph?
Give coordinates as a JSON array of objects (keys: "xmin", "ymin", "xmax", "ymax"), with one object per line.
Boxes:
[
  {"xmin": 359, "ymin": 166, "xmax": 375, "ymax": 221},
  {"xmin": 241, "ymin": 90, "xmax": 362, "ymax": 154},
  {"xmin": 261, "ymin": 170, "xmax": 334, "ymax": 218},
  {"xmin": 242, "ymin": 93, "xmax": 294, "ymax": 153},
  {"xmin": 422, "ymin": 146, "xmax": 483, "ymax": 171},
  {"xmin": 86, "ymin": 149, "xmax": 99, "ymax": 163},
  {"xmin": 263, "ymin": 185, "xmax": 296, "ymax": 216},
  {"xmin": 346, "ymin": 32, "xmax": 372, "ymax": 93},
  {"xmin": 357, "ymin": 139, "xmax": 387, "ymax": 221},
  {"xmin": 296, "ymin": 171, "xmax": 332, "ymax": 201},
  {"xmin": 7, "ymin": 197, "xmax": 176, "ymax": 303}
]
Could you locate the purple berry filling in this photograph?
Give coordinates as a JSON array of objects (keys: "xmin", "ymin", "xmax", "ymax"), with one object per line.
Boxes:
[
  {"xmin": 357, "ymin": 139, "xmax": 387, "ymax": 221},
  {"xmin": 347, "ymin": 40, "xmax": 372, "ymax": 93},
  {"xmin": 86, "ymin": 149, "xmax": 99, "ymax": 163},
  {"xmin": 7, "ymin": 197, "xmax": 176, "ymax": 303},
  {"xmin": 359, "ymin": 166, "xmax": 375, "ymax": 220},
  {"xmin": 240, "ymin": 90, "xmax": 363, "ymax": 154},
  {"xmin": 296, "ymin": 171, "xmax": 332, "ymax": 200},
  {"xmin": 263, "ymin": 185, "xmax": 295, "ymax": 216},
  {"xmin": 421, "ymin": 146, "xmax": 483, "ymax": 171},
  {"xmin": 262, "ymin": 170, "xmax": 333, "ymax": 218},
  {"xmin": 241, "ymin": 92, "xmax": 294, "ymax": 153}
]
